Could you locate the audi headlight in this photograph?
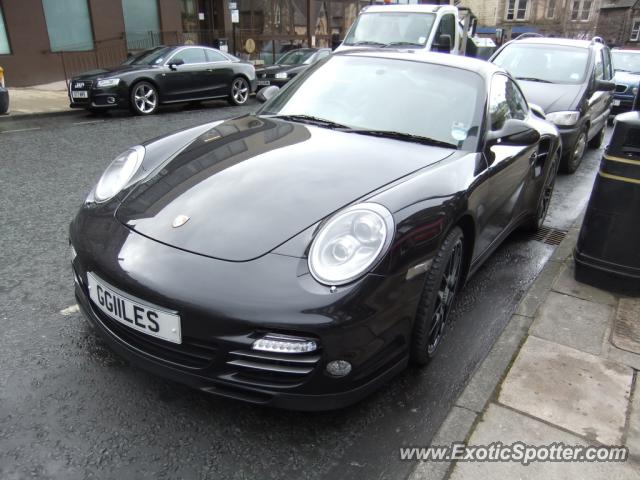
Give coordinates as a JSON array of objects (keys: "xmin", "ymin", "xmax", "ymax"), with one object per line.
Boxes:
[
  {"xmin": 93, "ymin": 146, "xmax": 145, "ymax": 203},
  {"xmin": 97, "ymin": 78, "xmax": 120, "ymax": 88},
  {"xmin": 545, "ymin": 111, "xmax": 580, "ymax": 127},
  {"xmin": 308, "ymin": 203, "xmax": 394, "ymax": 285},
  {"xmin": 274, "ymin": 72, "xmax": 288, "ymax": 79}
]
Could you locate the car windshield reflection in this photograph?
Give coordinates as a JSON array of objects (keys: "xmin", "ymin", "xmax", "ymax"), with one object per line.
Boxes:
[{"xmin": 259, "ymin": 55, "xmax": 481, "ymax": 149}]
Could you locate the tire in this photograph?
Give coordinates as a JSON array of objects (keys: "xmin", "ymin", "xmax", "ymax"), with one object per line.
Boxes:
[
  {"xmin": 130, "ymin": 81, "xmax": 158, "ymax": 115},
  {"xmin": 228, "ymin": 77, "xmax": 250, "ymax": 106},
  {"xmin": 410, "ymin": 227, "xmax": 465, "ymax": 366},
  {"xmin": 588, "ymin": 126, "xmax": 605, "ymax": 149},
  {"xmin": 522, "ymin": 153, "xmax": 559, "ymax": 232},
  {"xmin": 560, "ymin": 127, "xmax": 587, "ymax": 174}
]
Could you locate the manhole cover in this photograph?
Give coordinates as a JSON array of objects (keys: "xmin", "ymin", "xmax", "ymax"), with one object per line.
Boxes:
[
  {"xmin": 532, "ymin": 226, "xmax": 567, "ymax": 246},
  {"xmin": 612, "ymin": 298, "xmax": 640, "ymax": 354}
]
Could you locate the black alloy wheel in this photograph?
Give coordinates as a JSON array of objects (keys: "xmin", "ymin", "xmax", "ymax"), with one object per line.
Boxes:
[{"xmin": 411, "ymin": 227, "xmax": 465, "ymax": 365}]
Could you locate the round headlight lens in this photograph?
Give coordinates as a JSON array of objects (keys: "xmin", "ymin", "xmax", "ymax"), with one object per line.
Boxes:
[
  {"xmin": 309, "ymin": 203, "xmax": 393, "ymax": 285},
  {"xmin": 94, "ymin": 146, "xmax": 145, "ymax": 203}
]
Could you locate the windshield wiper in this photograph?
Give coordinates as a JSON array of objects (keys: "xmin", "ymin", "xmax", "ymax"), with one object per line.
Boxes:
[
  {"xmin": 384, "ymin": 41, "xmax": 423, "ymax": 48},
  {"xmin": 349, "ymin": 40, "xmax": 386, "ymax": 47},
  {"xmin": 348, "ymin": 129, "xmax": 458, "ymax": 149},
  {"xmin": 516, "ymin": 76, "xmax": 553, "ymax": 83},
  {"xmin": 267, "ymin": 114, "xmax": 351, "ymax": 130}
]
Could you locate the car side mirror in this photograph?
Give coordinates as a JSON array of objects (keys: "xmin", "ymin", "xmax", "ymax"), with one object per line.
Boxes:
[
  {"xmin": 529, "ymin": 103, "xmax": 546, "ymax": 119},
  {"xmin": 434, "ymin": 34, "xmax": 452, "ymax": 53},
  {"xmin": 594, "ymin": 79, "xmax": 615, "ymax": 92},
  {"xmin": 257, "ymin": 85, "xmax": 280, "ymax": 103},
  {"xmin": 486, "ymin": 118, "xmax": 540, "ymax": 147},
  {"xmin": 169, "ymin": 59, "xmax": 185, "ymax": 70}
]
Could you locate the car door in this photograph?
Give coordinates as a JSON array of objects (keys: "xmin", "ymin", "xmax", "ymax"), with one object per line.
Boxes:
[
  {"xmin": 587, "ymin": 47, "xmax": 612, "ymax": 138},
  {"xmin": 159, "ymin": 47, "xmax": 209, "ymax": 102},
  {"xmin": 204, "ymin": 48, "xmax": 235, "ymax": 97},
  {"xmin": 476, "ymin": 74, "xmax": 538, "ymax": 255}
]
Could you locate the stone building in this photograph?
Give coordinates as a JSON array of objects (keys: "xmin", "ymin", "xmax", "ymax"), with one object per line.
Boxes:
[
  {"xmin": 595, "ymin": 0, "xmax": 640, "ymax": 47},
  {"xmin": 460, "ymin": 0, "xmax": 603, "ymax": 42}
]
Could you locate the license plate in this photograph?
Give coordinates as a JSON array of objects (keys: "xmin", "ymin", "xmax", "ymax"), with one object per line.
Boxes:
[
  {"xmin": 72, "ymin": 91, "xmax": 88, "ymax": 99},
  {"xmin": 257, "ymin": 80, "xmax": 271, "ymax": 86},
  {"xmin": 87, "ymin": 272, "xmax": 182, "ymax": 344},
  {"xmin": 613, "ymin": 99, "xmax": 621, "ymax": 106}
]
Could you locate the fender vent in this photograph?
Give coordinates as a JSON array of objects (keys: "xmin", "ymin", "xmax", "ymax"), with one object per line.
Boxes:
[{"xmin": 532, "ymin": 226, "xmax": 567, "ymax": 246}]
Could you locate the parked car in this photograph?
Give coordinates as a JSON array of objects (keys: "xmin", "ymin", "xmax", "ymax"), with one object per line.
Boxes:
[
  {"xmin": 0, "ymin": 65, "xmax": 8, "ymax": 115},
  {"xmin": 491, "ymin": 37, "xmax": 615, "ymax": 173},
  {"xmin": 68, "ymin": 45, "xmax": 256, "ymax": 115},
  {"xmin": 255, "ymin": 48, "xmax": 332, "ymax": 89},
  {"xmin": 69, "ymin": 51, "xmax": 560, "ymax": 410},
  {"xmin": 611, "ymin": 49, "xmax": 640, "ymax": 117}
]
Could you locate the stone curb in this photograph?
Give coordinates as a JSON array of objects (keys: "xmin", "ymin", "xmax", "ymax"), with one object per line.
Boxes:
[
  {"xmin": 408, "ymin": 218, "xmax": 583, "ymax": 480},
  {"xmin": 0, "ymin": 109, "xmax": 82, "ymax": 123}
]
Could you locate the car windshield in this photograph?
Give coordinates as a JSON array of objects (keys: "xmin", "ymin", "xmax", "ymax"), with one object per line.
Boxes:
[
  {"xmin": 277, "ymin": 49, "xmax": 316, "ymax": 65},
  {"xmin": 343, "ymin": 12, "xmax": 436, "ymax": 47},
  {"xmin": 259, "ymin": 55, "xmax": 481, "ymax": 149},
  {"xmin": 125, "ymin": 46, "xmax": 174, "ymax": 66},
  {"xmin": 493, "ymin": 44, "xmax": 589, "ymax": 84},
  {"xmin": 612, "ymin": 51, "xmax": 640, "ymax": 74}
]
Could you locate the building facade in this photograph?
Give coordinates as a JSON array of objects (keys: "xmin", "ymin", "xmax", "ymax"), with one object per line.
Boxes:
[
  {"xmin": 595, "ymin": 0, "xmax": 640, "ymax": 47},
  {"xmin": 461, "ymin": 0, "xmax": 602, "ymax": 42},
  {"xmin": 0, "ymin": 0, "xmax": 366, "ymax": 87}
]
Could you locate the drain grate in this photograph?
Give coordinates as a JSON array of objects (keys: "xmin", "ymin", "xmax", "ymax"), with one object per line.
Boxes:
[
  {"xmin": 612, "ymin": 298, "xmax": 640, "ymax": 355},
  {"xmin": 532, "ymin": 226, "xmax": 567, "ymax": 246}
]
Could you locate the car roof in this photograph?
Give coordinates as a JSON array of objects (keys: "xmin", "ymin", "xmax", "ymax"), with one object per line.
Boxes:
[
  {"xmin": 362, "ymin": 4, "xmax": 457, "ymax": 14},
  {"xmin": 612, "ymin": 48, "xmax": 640, "ymax": 53},
  {"xmin": 336, "ymin": 49, "xmax": 503, "ymax": 80},
  {"xmin": 508, "ymin": 37, "xmax": 595, "ymax": 49}
]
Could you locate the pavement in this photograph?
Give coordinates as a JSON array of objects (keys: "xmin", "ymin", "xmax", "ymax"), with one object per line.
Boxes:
[
  {"xmin": 2, "ymin": 81, "xmax": 70, "ymax": 117},
  {"xmin": 409, "ymin": 216, "xmax": 640, "ymax": 480}
]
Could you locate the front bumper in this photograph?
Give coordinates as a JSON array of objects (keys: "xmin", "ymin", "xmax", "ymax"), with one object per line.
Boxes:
[
  {"xmin": 69, "ymin": 83, "xmax": 128, "ymax": 110},
  {"xmin": 69, "ymin": 208, "xmax": 421, "ymax": 410},
  {"xmin": 610, "ymin": 94, "xmax": 636, "ymax": 116},
  {"xmin": 255, "ymin": 78, "xmax": 290, "ymax": 90}
]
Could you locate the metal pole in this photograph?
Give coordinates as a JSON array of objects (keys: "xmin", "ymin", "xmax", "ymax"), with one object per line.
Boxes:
[{"xmin": 307, "ymin": 0, "xmax": 312, "ymax": 48}]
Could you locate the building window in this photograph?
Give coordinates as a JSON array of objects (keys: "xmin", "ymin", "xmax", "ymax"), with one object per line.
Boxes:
[
  {"xmin": 546, "ymin": 0, "xmax": 556, "ymax": 19},
  {"xmin": 571, "ymin": 0, "xmax": 592, "ymax": 22},
  {"xmin": 0, "ymin": 4, "xmax": 10, "ymax": 54},
  {"xmin": 505, "ymin": 0, "xmax": 529, "ymax": 21},
  {"xmin": 42, "ymin": 0, "xmax": 94, "ymax": 51},
  {"xmin": 631, "ymin": 19, "xmax": 640, "ymax": 41},
  {"xmin": 122, "ymin": 0, "xmax": 161, "ymax": 50}
]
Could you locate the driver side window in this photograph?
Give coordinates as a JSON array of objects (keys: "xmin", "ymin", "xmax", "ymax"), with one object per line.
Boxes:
[{"xmin": 489, "ymin": 75, "xmax": 528, "ymax": 130}]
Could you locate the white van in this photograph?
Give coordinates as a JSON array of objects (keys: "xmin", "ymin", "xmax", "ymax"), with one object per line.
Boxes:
[{"xmin": 336, "ymin": 4, "xmax": 470, "ymax": 55}]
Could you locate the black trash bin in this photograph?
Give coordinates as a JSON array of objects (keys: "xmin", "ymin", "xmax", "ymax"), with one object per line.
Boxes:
[{"xmin": 574, "ymin": 103, "xmax": 640, "ymax": 292}]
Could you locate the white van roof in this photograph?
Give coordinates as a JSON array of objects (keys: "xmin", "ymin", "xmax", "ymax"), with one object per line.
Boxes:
[{"xmin": 362, "ymin": 4, "xmax": 458, "ymax": 14}]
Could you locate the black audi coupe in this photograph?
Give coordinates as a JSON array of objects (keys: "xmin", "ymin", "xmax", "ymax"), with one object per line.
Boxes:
[
  {"xmin": 69, "ymin": 51, "xmax": 561, "ymax": 410},
  {"xmin": 68, "ymin": 45, "xmax": 257, "ymax": 115}
]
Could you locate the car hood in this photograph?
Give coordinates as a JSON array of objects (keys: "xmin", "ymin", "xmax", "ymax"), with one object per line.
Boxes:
[
  {"xmin": 256, "ymin": 64, "xmax": 306, "ymax": 76},
  {"xmin": 72, "ymin": 65, "xmax": 156, "ymax": 81},
  {"xmin": 613, "ymin": 71, "xmax": 640, "ymax": 86},
  {"xmin": 517, "ymin": 81, "xmax": 583, "ymax": 113},
  {"xmin": 115, "ymin": 115, "xmax": 454, "ymax": 261}
]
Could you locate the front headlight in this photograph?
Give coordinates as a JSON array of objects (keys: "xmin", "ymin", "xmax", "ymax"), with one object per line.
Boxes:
[
  {"xmin": 308, "ymin": 203, "xmax": 394, "ymax": 285},
  {"xmin": 93, "ymin": 146, "xmax": 145, "ymax": 203},
  {"xmin": 97, "ymin": 78, "xmax": 120, "ymax": 88},
  {"xmin": 545, "ymin": 111, "xmax": 580, "ymax": 127},
  {"xmin": 274, "ymin": 72, "xmax": 288, "ymax": 79}
]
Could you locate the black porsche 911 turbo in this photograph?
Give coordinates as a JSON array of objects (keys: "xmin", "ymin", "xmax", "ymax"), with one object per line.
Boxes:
[
  {"xmin": 69, "ymin": 50, "xmax": 560, "ymax": 410},
  {"xmin": 68, "ymin": 45, "xmax": 257, "ymax": 115}
]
